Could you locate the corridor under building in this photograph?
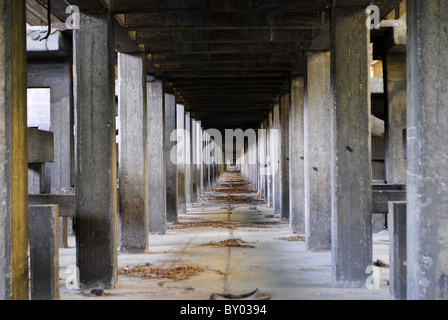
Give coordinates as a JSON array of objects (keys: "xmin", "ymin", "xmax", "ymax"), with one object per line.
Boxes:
[{"xmin": 1, "ymin": 0, "xmax": 448, "ymax": 301}]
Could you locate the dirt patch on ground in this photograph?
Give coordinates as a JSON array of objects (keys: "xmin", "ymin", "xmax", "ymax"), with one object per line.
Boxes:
[
  {"xmin": 278, "ymin": 235, "xmax": 306, "ymax": 242},
  {"xmin": 119, "ymin": 263, "xmax": 203, "ymax": 281},
  {"xmin": 201, "ymin": 238, "xmax": 255, "ymax": 248}
]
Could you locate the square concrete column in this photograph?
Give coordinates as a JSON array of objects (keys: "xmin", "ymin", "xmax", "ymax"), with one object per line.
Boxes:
[
  {"xmin": 191, "ymin": 118, "xmax": 198, "ymax": 203},
  {"xmin": 74, "ymin": 12, "xmax": 118, "ymax": 289},
  {"xmin": 305, "ymin": 51, "xmax": 332, "ymax": 251},
  {"xmin": 195, "ymin": 121, "xmax": 202, "ymax": 198},
  {"xmin": 118, "ymin": 52, "xmax": 148, "ymax": 253},
  {"xmin": 267, "ymin": 111, "xmax": 274, "ymax": 208},
  {"xmin": 0, "ymin": 0, "xmax": 29, "ymax": 300},
  {"xmin": 258, "ymin": 122, "xmax": 266, "ymax": 199},
  {"xmin": 280, "ymin": 91, "xmax": 290, "ymax": 221},
  {"xmin": 273, "ymin": 103, "xmax": 281, "ymax": 214},
  {"xmin": 165, "ymin": 93, "xmax": 178, "ymax": 223},
  {"xmin": 147, "ymin": 79, "xmax": 166, "ymax": 235},
  {"xmin": 388, "ymin": 201, "xmax": 407, "ymax": 300},
  {"xmin": 385, "ymin": 52, "xmax": 407, "ymax": 185},
  {"xmin": 407, "ymin": 0, "xmax": 448, "ymax": 300},
  {"xmin": 330, "ymin": 6, "xmax": 372, "ymax": 288},
  {"xmin": 289, "ymin": 76, "xmax": 305, "ymax": 234},
  {"xmin": 185, "ymin": 112, "xmax": 192, "ymax": 203},
  {"xmin": 176, "ymin": 104, "xmax": 186, "ymax": 215},
  {"xmin": 29, "ymin": 205, "xmax": 59, "ymax": 300}
]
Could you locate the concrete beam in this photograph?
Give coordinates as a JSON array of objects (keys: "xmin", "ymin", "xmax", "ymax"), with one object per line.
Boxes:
[
  {"xmin": 118, "ymin": 52, "xmax": 148, "ymax": 253},
  {"xmin": 0, "ymin": 0, "xmax": 29, "ymax": 300},
  {"xmin": 330, "ymin": 6, "xmax": 372, "ymax": 288},
  {"xmin": 407, "ymin": 0, "xmax": 448, "ymax": 300},
  {"xmin": 74, "ymin": 12, "xmax": 118, "ymax": 289}
]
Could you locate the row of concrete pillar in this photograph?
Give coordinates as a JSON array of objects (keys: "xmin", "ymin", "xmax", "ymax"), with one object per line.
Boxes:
[{"xmin": 1, "ymin": 0, "xmax": 448, "ymax": 300}]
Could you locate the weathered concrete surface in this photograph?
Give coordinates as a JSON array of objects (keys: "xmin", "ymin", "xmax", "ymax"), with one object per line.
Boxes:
[
  {"xmin": 289, "ymin": 76, "xmax": 305, "ymax": 234},
  {"xmin": 0, "ymin": 0, "xmax": 29, "ymax": 300},
  {"xmin": 118, "ymin": 52, "xmax": 148, "ymax": 253},
  {"xmin": 385, "ymin": 52, "xmax": 407, "ymax": 185},
  {"xmin": 176, "ymin": 104, "xmax": 187, "ymax": 215},
  {"xmin": 279, "ymin": 91, "xmax": 290, "ymax": 222},
  {"xmin": 330, "ymin": 6, "xmax": 372, "ymax": 288},
  {"xmin": 28, "ymin": 127, "xmax": 54, "ymax": 164},
  {"xmin": 388, "ymin": 201, "xmax": 406, "ymax": 300},
  {"xmin": 165, "ymin": 93, "xmax": 178, "ymax": 223},
  {"xmin": 74, "ymin": 12, "xmax": 118, "ymax": 289},
  {"xmin": 273, "ymin": 103, "xmax": 281, "ymax": 215},
  {"xmin": 305, "ymin": 51, "xmax": 331, "ymax": 251},
  {"xmin": 29, "ymin": 205, "xmax": 59, "ymax": 300},
  {"xmin": 406, "ymin": 0, "xmax": 448, "ymax": 300}
]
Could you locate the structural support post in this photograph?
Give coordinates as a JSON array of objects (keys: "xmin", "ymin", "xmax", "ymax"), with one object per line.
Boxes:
[
  {"xmin": 305, "ymin": 51, "xmax": 332, "ymax": 251},
  {"xmin": 330, "ymin": 6, "xmax": 372, "ymax": 288},
  {"xmin": 407, "ymin": 0, "xmax": 448, "ymax": 300},
  {"xmin": 273, "ymin": 103, "xmax": 281, "ymax": 214},
  {"xmin": 147, "ymin": 79, "xmax": 166, "ymax": 235},
  {"xmin": 289, "ymin": 76, "xmax": 305, "ymax": 234},
  {"xmin": 165, "ymin": 93, "xmax": 178, "ymax": 223},
  {"xmin": 267, "ymin": 111, "xmax": 273, "ymax": 208},
  {"xmin": 74, "ymin": 12, "xmax": 118, "ymax": 289},
  {"xmin": 176, "ymin": 104, "xmax": 186, "ymax": 215},
  {"xmin": 280, "ymin": 91, "xmax": 290, "ymax": 222},
  {"xmin": 0, "ymin": 0, "xmax": 28, "ymax": 300},
  {"xmin": 191, "ymin": 118, "xmax": 198, "ymax": 203},
  {"xmin": 118, "ymin": 52, "xmax": 148, "ymax": 253},
  {"xmin": 385, "ymin": 52, "xmax": 407, "ymax": 185},
  {"xmin": 185, "ymin": 112, "xmax": 192, "ymax": 204}
]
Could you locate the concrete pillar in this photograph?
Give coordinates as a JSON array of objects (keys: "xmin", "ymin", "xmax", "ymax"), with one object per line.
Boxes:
[
  {"xmin": 273, "ymin": 103, "xmax": 281, "ymax": 214},
  {"xmin": 29, "ymin": 205, "xmax": 59, "ymax": 300},
  {"xmin": 330, "ymin": 6, "xmax": 372, "ymax": 288},
  {"xmin": 0, "ymin": 0, "xmax": 28, "ymax": 300},
  {"xmin": 191, "ymin": 118, "xmax": 198, "ymax": 203},
  {"xmin": 267, "ymin": 111, "xmax": 274, "ymax": 207},
  {"xmin": 118, "ymin": 52, "xmax": 148, "ymax": 253},
  {"xmin": 165, "ymin": 93, "xmax": 178, "ymax": 223},
  {"xmin": 195, "ymin": 121, "xmax": 202, "ymax": 198},
  {"xmin": 305, "ymin": 51, "xmax": 332, "ymax": 251},
  {"xmin": 176, "ymin": 104, "xmax": 186, "ymax": 215},
  {"xmin": 74, "ymin": 12, "xmax": 118, "ymax": 289},
  {"xmin": 280, "ymin": 91, "xmax": 290, "ymax": 221},
  {"xmin": 385, "ymin": 52, "xmax": 407, "ymax": 185},
  {"xmin": 406, "ymin": 0, "xmax": 448, "ymax": 300},
  {"xmin": 147, "ymin": 79, "xmax": 166, "ymax": 235},
  {"xmin": 185, "ymin": 112, "xmax": 192, "ymax": 204},
  {"xmin": 289, "ymin": 76, "xmax": 306, "ymax": 234},
  {"xmin": 258, "ymin": 122, "xmax": 266, "ymax": 199},
  {"xmin": 388, "ymin": 201, "xmax": 407, "ymax": 300}
]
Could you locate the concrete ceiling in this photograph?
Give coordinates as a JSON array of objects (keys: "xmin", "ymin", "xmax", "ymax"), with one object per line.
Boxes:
[{"xmin": 36, "ymin": 0, "xmax": 402, "ymax": 131}]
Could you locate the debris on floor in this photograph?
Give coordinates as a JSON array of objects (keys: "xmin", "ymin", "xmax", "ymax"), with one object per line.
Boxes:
[
  {"xmin": 201, "ymin": 238, "xmax": 255, "ymax": 248},
  {"xmin": 119, "ymin": 264, "xmax": 203, "ymax": 281},
  {"xmin": 373, "ymin": 259, "xmax": 390, "ymax": 268},
  {"xmin": 278, "ymin": 235, "xmax": 306, "ymax": 241},
  {"xmin": 210, "ymin": 288, "xmax": 271, "ymax": 300}
]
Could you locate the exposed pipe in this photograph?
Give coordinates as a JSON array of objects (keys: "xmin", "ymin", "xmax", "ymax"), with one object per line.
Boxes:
[{"xmin": 40, "ymin": 0, "xmax": 51, "ymax": 41}]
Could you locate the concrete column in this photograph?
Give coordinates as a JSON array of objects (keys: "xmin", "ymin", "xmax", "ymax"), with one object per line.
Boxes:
[
  {"xmin": 388, "ymin": 201, "xmax": 407, "ymax": 300},
  {"xmin": 195, "ymin": 121, "xmax": 202, "ymax": 198},
  {"xmin": 280, "ymin": 91, "xmax": 290, "ymax": 221},
  {"xmin": 330, "ymin": 6, "xmax": 372, "ymax": 288},
  {"xmin": 258, "ymin": 122, "xmax": 266, "ymax": 199},
  {"xmin": 118, "ymin": 52, "xmax": 148, "ymax": 253},
  {"xmin": 0, "ymin": 0, "xmax": 28, "ymax": 300},
  {"xmin": 305, "ymin": 51, "xmax": 332, "ymax": 251},
  {"xmin": 273, "ymin": 103, "xmax": 281, "ymax": 214},
  {"xmin": 407, "ymin": 0, "xmax": 448, "ymax": 300},
  {"xmin": 185, "ymin": 112, "xmax": 192, "ymax": 204},
  {"xmin": 29, "ymin": 205, "xmax": 59, "ymax": 300},
  {"xmin": 289, "ymin": 76, "xmax": 305, "ymax": 234},
  {"xmin": 74, "ymin": 12, "xmax": 118, "ymax": 289},
  {"xmin": 147, "ymin": 79, "xmax": 166, "ymax": 235},
  {"xmin": 267, "ymin": 111, "xmax": 273, "ymax": 207},
  {"xmin": 165, "ymin": 93, "xmax": 178, "ymax": 223},
  {"xmin": 176, "ymin": 104, "xmax": 186, "ymax": 215},
  {"xmin": 191, "ymin": 118, "xmax": 198, "ymax": 203},
  {"xmin": 385, "ymin": 52, "xmax": 407, "ymax": 185}
]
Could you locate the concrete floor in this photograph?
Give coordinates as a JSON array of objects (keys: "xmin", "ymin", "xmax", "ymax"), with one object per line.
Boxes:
[{"xmin": 59, "ymin": 173, "xmax": 391, "ymax": 300}]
